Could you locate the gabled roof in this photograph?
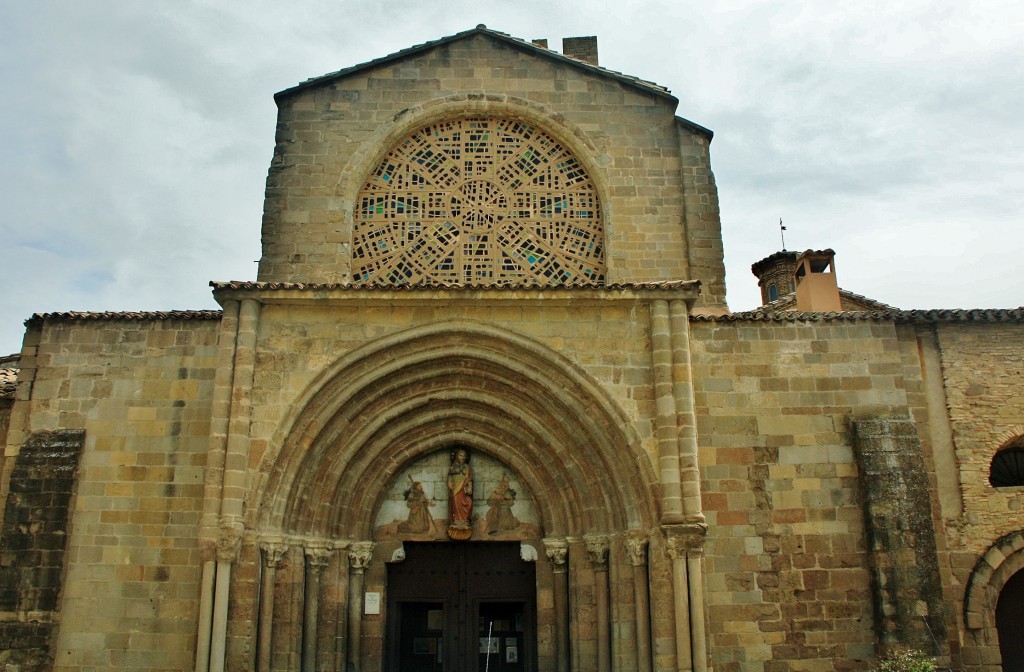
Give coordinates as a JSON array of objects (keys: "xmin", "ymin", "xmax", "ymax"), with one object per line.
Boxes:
[
  {"xmin": 275, "ymin": 25, "xmax": 677, "ymax": 103},
  {"xmin": 754, "ymin": 288, "xmax": 898, "ymax": 314}
]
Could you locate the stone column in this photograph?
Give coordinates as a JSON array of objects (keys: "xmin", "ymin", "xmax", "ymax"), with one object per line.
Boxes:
[
  {"xmin": 220, "ymin": 298, "xmax": 261, "ymax": 522},
  {"xmin": 326, "ymin": 540, "xmax": 353, "ymax": 672},
  {"xmin": 347, "ymin": 542, "xmax": 374, "ymax": 672},
  {"xmin": 302, "ymin": 546, "xmax": 332, "ymax": 672},
  {"xmin": 686, "ymin": 547, "xmax": 708, "ymax": 672},
  {"xmin": 195, "ymin": 544, "xmax": 218, "ymax": 672},
  {"xmin": 625, "ymin": 535, "xmax": 652, "ymax": 672},
  {"xmin": 585, "ymin": 535, "xmax": 611, "ymax": 672},
  {"xmin": 258, "ymin": 541, "xmax": 289, "ymax": 672},
  {"xmin": 195, "ymin": 300, "xmax": 239, "ymax": 672},
  {"xmin": 650, "ymin": 299, "xmax": 685, "ymax": 524},
  {"xmin": 665, "ymin": 524, "xmax": 708, "ymax": 672},
  {"xmin": 210, "ymin": 297, "xmax": 260, "ymax": 672},
  {"xmin": 669, "ymin": 299, "xmax": 704, "ymax": 525},
  {"xmin": 664, "ymin": 531, "xmax": 691, "ymax": 672},
  {"xmin": 544, "ymin": 539, "xmax": 570, "ymax": 672},
  {"xmin": 209, "ymin": 522, "xmax": 244, "ymax": 672}
]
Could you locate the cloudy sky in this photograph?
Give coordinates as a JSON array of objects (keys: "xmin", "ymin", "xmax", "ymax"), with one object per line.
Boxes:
[{"xmin": 2, "ymin": 0, "xmax": 1022, "ymax": 355}]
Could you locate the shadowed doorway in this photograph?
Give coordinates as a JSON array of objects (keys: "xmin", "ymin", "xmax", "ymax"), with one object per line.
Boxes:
[
  {"xmin": 386, "ymin": 542, "xmax": 536, "ymax": 672},
  {"xmin": 997, "ymin": 567, "xmax": 1024, "ymax": 670}
]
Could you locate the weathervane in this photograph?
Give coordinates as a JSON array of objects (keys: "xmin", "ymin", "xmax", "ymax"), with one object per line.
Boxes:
[{"xmin": 779, "ymin": 218, "xmax": 787, "ymax": 251}]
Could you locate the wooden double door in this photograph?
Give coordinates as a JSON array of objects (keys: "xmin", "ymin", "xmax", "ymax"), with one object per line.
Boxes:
[{"xmin": 386, "ymin": 542, "xmax": 536, "ymax": 672}]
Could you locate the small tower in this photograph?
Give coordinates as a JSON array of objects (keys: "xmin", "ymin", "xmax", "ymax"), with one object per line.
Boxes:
[
  {"xmin": 751, "ymin": 250, "xmax": 798, "ymax": 305},
  {"xmin": 793, "ymin": 249, "xmax": 841, "ymax": 311}
]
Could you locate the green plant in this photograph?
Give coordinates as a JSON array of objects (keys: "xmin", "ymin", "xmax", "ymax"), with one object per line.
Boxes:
[{"xmin": 874, "ymin": 648, "xmax": 936, "ymax": 672}]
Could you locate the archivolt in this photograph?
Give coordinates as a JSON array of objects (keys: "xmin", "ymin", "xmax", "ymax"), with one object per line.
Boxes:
[
  {"xmin": 252, "ymin": 322, "xmax": 658, "ymax": 538},
  {"xmin": 964, "ymin": 531, "xmax": 1024, "ymax": 629}
]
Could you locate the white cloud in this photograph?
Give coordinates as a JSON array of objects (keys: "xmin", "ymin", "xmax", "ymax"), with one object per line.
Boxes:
[{"xmin": 1, "ymin": 0, "xmax": 1022, "ymax": 353}]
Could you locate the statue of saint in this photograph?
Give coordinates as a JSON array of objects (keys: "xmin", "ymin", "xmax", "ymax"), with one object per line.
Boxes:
[
  {"xmin": 397, "ymin": 479, "xmax": 434, "ymax": 534},
  {"xmin": 486, "ymin": 473, "xmax": 520, "ymax": 535},
  {"xmin": 447, "ymin": 448, "xmax": 474, "ymax": 540}
]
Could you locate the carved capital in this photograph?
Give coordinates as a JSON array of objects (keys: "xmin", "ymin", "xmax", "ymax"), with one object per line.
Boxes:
[
  {"xmin": 305, "ymin": 546, "xmax": 332, "ymax": 575},
  {"xmin": 348, "ymin": 541, "xmax": 374, "ymax": 571},
  {"xmin": 662, "ymin": 523, "xmax": 708, "ymax": 559},
  {"xmin": 199, "ymin": 539, "xmax": 218, "ymax": 563},
  {"xmin": 624, "ymin": 534, "xmax": 649, "ymax": 567},
  {"xmin": 216, "ymin": 519, "xmax": 245, "ymax": 564},
  {"xmin": 543, "ymin": 538, "xmax": 568, "ymax": 572},
  {"xmin": 260, "ymin": 541, "xmax": 289, "ymax": 569},
  {"xmin": 584, "ymin": 534, "xmax": 610, "ymax": 569}
]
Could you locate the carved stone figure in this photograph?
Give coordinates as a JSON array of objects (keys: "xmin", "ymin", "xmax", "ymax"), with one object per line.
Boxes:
[
  {"xmin": 486, "ymin": 473, "xmax": 520, "ymax": 535},
  {"xmin": 397, "ymin": 479, "xmax": 435, "ymax": 534},
  {"xmin": 447, "ymin": 448, "xmax": 474, "ymax": 540}
]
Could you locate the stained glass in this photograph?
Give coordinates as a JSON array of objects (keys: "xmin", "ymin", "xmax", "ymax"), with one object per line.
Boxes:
[{"xmin": 353, "ymin": 117, "xmax": 605, "ymax": 285}]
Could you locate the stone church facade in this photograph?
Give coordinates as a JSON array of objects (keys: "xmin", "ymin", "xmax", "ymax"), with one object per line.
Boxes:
[{"xmin": 2, "ymin": 26, "xmax": 1023, "ymax": 672}]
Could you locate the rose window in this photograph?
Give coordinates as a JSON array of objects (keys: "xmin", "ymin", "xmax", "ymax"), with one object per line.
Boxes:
[{"xmin": 353, "ymin": 117, "xmax": 604, "ymax": 285}]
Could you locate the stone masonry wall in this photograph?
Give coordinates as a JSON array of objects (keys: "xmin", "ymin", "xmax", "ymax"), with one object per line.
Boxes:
[
  {"xmin": 243, "ymin": 298, "xmax": 660, "ymax": 502},
  {"xmin": 258, "ymin": 34, "xmax": 727, "ymax": 306},
  {"xmin": 3, "ymin": 318, "xmax": 220, "ymax": 672},
  {"xmin": 0, "ymin": 429, "xmax": 84, "ymax": 672},
  {"xmin": 690, "ymin": 318, "xmax": 923, "ymax": 672},
  {"xmin": 933, "ymin": 322, "xmax": 1024, "ymax": 669},
  {"xmin": 852, "ymin": 417, "xmax": 946, "ymax": 652},
  {"xmin": 937, "ymin": 323, "xmax": 1024, "ymax": 554}
]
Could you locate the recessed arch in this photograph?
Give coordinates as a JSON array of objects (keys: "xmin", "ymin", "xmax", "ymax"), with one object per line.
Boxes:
[
  {"xmin": 251, "ymin": 321, "xmax": 658, "ymax": 539},
  {"xmin": 964, "ymin": 531, "xmax": 1024, "ymax": 630}
]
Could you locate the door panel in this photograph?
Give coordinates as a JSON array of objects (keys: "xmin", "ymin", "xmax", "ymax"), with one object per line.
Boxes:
[
  {"xmin": 387, "ymin": 543, "xmax": 535, "ymax": 672},
  {"xmin": 394, "ymin": 601, "xmax": 446, "ymax": 672},
  {"xmin": 477, "ymin": 601, "xmax": 528, "ymax": 672}
]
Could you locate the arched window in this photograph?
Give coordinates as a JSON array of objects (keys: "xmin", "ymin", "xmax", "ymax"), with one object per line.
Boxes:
[
  {"xmin": 353, "ymin": 117, "xmax": 604, "ymax": 285},
  {"xmin": 768, "ymin": 283, "xmax": 778, "ymax": 301},
  {"xmin": 990, "ymin": 437, "xmax": 1024, "ymax": 487}
]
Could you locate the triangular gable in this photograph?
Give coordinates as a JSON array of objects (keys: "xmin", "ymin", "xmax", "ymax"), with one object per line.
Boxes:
[{"xmin": 275, "ymin": 25, "xmax": 678, "ymax": 103}]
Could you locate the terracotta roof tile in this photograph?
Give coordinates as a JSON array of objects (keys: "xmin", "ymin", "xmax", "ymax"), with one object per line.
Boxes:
[
  {"xmin": 210, "ymin": 280, "xmax": 701, "ymax": 292},
  {"xmin": 691, "ymin": 307, "xmax": 1024, "ymax": 324},
  {"xmin": 26, "ymin": 310, "xmax": 222, "ymax": 326}
]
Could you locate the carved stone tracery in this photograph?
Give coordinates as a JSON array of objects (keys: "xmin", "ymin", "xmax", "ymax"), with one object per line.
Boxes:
[{"xmin": 354, "ymin": 117, "xmax": 605, "ymax": 286}]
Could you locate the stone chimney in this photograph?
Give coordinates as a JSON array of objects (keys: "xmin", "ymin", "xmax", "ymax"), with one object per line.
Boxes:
[
  {"xmin": 562, "ymin": 36, "xmax": 598, "ymax": 65},
  {"xmin": 793, "ymin": 249, "xmax": 842, "ymax": 312},
  {"xmin": 751, "ymin": 250, "xmax": 798, "ymax": 305},
  {"xmin": 532, "ymin": 38, "xmax": 548, "ymax": 49}
]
